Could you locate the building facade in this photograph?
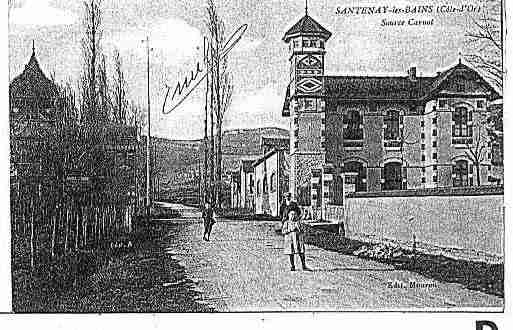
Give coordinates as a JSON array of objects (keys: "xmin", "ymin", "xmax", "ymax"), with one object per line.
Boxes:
[
  {"xmin": 10, "ymin": 45, "xmax": 62, "ymax": 184},
  {"xmin": 253, "ymin": 149, "xmax": 289, "ymax": 217},
  {"xmin": 282, "ymin": 12, "xmax": 501, "ymax": 206}
]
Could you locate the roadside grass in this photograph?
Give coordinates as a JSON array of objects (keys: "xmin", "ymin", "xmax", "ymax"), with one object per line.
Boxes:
[
  {"xmin": 12, "ymin": 222, "xmax": 214, "ymax": 313},
  {"xmin": 300, "ymin": 225, "xmax": 504, "ymax": 298}
]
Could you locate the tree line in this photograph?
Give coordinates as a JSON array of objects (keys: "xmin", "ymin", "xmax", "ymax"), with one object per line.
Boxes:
[{"xmin": 11, "ymin": 0, "xmax": 145, "ymax": 272}]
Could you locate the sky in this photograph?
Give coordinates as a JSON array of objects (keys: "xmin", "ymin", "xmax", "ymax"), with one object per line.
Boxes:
[{"xmin": 8, "ymin": 0, "xmax": 493, "ymax": 139}]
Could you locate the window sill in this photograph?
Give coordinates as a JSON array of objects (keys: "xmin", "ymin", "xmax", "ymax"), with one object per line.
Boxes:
[
  {"xmin": 384, "ymin": 146, "xmax": 401, "ymax": 152},
  {"xmin": 343, "ymin": 146, "xmax": 363, "ymax": 151}
]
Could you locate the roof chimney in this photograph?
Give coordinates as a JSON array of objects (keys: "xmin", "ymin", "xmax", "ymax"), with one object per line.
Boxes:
[{"xmin": 408, "ymin": 67, "xmax": 417, "ymax": 81}]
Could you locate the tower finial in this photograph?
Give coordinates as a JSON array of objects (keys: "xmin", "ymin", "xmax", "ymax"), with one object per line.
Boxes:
[
  {"xmin": 305, "ymin": 0, "xmax": 308, "ymax": 15},
  {"xmin": 32, "ymin": 40, "xmax": 35, "ymax": 55},
  {"xmin": 458, "ymin": 51, "xmax": 462, "ymax": 64}
]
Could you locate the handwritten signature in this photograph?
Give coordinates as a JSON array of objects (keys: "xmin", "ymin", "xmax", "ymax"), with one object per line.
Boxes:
[{"xmin": 162, "ymin": 24, "xmax": 248, "ymax": 115}]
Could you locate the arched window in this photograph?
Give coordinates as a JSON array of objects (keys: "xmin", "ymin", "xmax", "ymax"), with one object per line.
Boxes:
[
  {"xmin": 453, "ymin": 107, "xmax": 472, "ymax": 137},
  {"xmin": 249, "ymin": 175, "xmax": 254, "ymax": 194},
  {"xmin": 344, "ymin": 161, "xmax": 367, "ymax": 192},
  {"xmin": 263, "ymin": 176, "xmax": 268, "ymax": 194},
  {"xmin": 453, "ymin": 160, "xmax": 469, "ymax": 187},
  {"xmin": 270, "ymin": 172, "xmax": 276, "ymax": 192},
  {"xmin": 384, "ymin": 110, "xmax": 401, "ymax": 140},
  {"xmin": 383, "ymin": 162, "xmax": 403, "ymax": 191},
  {"xmin": 343, "ymin": 110, "xmax": 363, "ymax": 140},
  {"xmin": 256, "ymin": 180, "xmax": 261, "ymax": 195}
]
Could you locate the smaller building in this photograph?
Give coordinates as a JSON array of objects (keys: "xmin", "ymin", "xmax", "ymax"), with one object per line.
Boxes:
[
  {"xmin": 253, "ymin": 148, "xmax": 289, "ymax": 217},
  {"xmin": 230, "ymin": 159, "xmax": 256, "ymax": 210}
]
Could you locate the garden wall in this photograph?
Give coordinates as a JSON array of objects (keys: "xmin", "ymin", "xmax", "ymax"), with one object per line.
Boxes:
[{"xmin": 341, "ymin": 187, "xmax": 504, "ymax": 261}]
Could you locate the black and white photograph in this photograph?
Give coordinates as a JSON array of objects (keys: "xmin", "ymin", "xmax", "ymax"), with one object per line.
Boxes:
[{"xmin": 3, "ymin": 0, "xmax": 509, "ymax": 322}]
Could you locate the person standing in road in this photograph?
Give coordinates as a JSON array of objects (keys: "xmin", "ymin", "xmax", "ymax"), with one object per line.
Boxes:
[
  {"xmin": 202, "ymin": 202, "xmax": 216, "ymax": 241},
  {"xmin": 282, "ymin": 209, "xmax": 310, "ymax": 271}
]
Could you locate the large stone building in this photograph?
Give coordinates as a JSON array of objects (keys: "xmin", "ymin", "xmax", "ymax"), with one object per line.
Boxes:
[{"xmin": 281, "ymin": 11, "xmax": 501, "ymax": 206}]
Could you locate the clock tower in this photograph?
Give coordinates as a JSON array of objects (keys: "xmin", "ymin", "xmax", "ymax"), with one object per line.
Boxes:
[{"xmin": 282, "ymin": 7, "xmax": 332, "ymax": 202}]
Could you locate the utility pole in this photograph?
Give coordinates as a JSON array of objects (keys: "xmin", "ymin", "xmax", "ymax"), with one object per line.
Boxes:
[
  {"xmin": 142, "ymin": 36, "xmax": 152, "ymax": 215},
  {"xmin": 203, "ymin": 38, "xmax": 210, "ymax": 206}
]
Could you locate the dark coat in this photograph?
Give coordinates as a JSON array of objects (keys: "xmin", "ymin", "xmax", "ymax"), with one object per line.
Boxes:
[
  {"xmin": 202, "ymin": 207, "xmax": 215, "ymax": 225},
  {"xmin": 280, "ymin": 200, "xmax": 301, "ymax": 222}
]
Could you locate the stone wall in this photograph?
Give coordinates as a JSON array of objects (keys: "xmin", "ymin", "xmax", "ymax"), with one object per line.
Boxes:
[{"xmin": 340, "ymin": 189, "xmax": 504, "ymax": 261}]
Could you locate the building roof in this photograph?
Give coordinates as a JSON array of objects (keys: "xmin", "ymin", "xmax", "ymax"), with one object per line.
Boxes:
[
  {"xmin": 324, "ymin": 76, "xmax": 435, "ymax": 100},
  {"xmin": 10, "ymin": 48, "xmax": 59, "ymax": 99},
  {"xmin": 252, "ymin": 148, "xmax": 287, "ymax": 168},
  {"xmin": 283, "ymin": 62, "xmax": 501, "ymax": 116},
  {"xmin": 283, "ymin": 14, "xmax": 332, "ymax": 42},
  {"xmin": 324, "ymin": 62, "xmax": 500, "ymax": 101}
]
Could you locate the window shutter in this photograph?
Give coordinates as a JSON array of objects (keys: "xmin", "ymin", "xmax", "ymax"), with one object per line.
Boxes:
[
  {"xmin": 452, "ymin": 165, "xmax": 456, "ymax": 186},
  {"xmin": 380, "ymin": 167, "xmax": 385, "ymax": 190},
  {"xmin": 402, "ymin": 167, "xmax": 407, "ymax": 189},
  {"xmin": 469, "ymin": 111, "xmax": 473, "ymax": 122}
]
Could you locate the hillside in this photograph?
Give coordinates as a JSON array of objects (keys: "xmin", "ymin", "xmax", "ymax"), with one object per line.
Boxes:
[{"xmin": 152, "ymin": 127, "xmax": 288, "ymax": 195}]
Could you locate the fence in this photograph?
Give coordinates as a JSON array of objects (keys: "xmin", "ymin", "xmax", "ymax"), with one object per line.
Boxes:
[{"xmin": 11, "ymin": 179, "xmax": 137, "ymax": 271}]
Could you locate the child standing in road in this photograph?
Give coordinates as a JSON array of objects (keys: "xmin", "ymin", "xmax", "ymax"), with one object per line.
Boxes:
[{"xmin": 282, "ymin": 210, "xmax": 310, "ymax": 271}]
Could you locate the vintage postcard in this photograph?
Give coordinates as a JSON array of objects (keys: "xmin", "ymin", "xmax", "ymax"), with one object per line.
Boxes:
[{"xmin": 5, "ymin": 0, "xmax": 507, "ymax": 320}]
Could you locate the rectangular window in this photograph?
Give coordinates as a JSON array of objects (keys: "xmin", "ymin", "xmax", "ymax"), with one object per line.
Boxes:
[
  {"xmin": 432, "ymin": 129, "xmax": 437, "ymax": 137},
  {"xmin": 432, "ymin": 118, "xmax": 437, "ymax": 125},
  {"xmin": 439, "ymin": 99, "xmax": 447, "ymax": 108},
  {"xmin": 432, "ymin": 141, "xmax": 437, "ymax": 148},
  {"xmin": 421, "ymin": 155, "xmax": 426, "ymax": 161},
  {"xmin": 470, "ymin": 178, "xmax": 474, "ymax": 186},
  {"xmin": 421, "ymin": 133, "xmax": 425, "ymax": 139},
  {"xmin": 420, "ymin": 121, "xmax": 424, "ymax": 127},
  {"xmin": 433, "ymin": 153, "xmax": 437, "ymax": 160},
  {"xmin": 477, "ymin": 100, "xmax": 484, "ymax": 108},
  {"xmin": 422, "ymin": 167, "xmax": 426, "ymax": 173},
  {"xmin": 433, "ymin": 165, "xmax": 438, "ymax": 171},
  {"xmin": 304, "ymin": 99, "xmax": 315, "ymax": 109},
  {"xmin": 433, "ymin": 175, "xmax": 438, "ymax": 183},
  {"xmin": 421, "ymin": 177, "xmax": 426, "ymax": 183},
  {"xmin": 421, "ymin": 144, "xmax": 425, "ymax": 150}
]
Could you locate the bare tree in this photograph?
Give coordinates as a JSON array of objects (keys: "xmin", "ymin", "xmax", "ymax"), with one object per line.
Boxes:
[
  {"xmin": 80, "ymin": 0, "xmax": 103, "ymax": 125},
  {"xmin": 112, "ymin": 49, "xmax": 128, "ymax": 124},
  {"xmin": 463, "ymin": 124, "xmax": 488, "ymax": 186},
  {"xmin": 465, "ymin": 0, "xmax": 503, "ymax": 90},
  {"xmin": 97, "ymin": 54, "xmax": 110, "ymax": 123},
  {"xmin": 206, "ymin": 0, "xmax": 233, "ymax": 208}
]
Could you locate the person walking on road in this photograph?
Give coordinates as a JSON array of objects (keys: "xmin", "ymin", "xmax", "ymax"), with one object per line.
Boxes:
[
  {"xmin": 202, "ymin": 202, "xmax": 216, "ymax": 241},
  {"xmin": 282, "ymin": 209, "xmax": 310, "ymax": 271}
]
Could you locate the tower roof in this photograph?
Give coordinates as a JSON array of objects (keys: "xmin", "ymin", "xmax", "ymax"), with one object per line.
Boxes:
[
  {"xmin": 283, "ymin": 14, "xmax": 332, "ymax": 43},
  {"xmin": 10, "ymin": 46, "xmax": 59, "ymax": 99}
]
